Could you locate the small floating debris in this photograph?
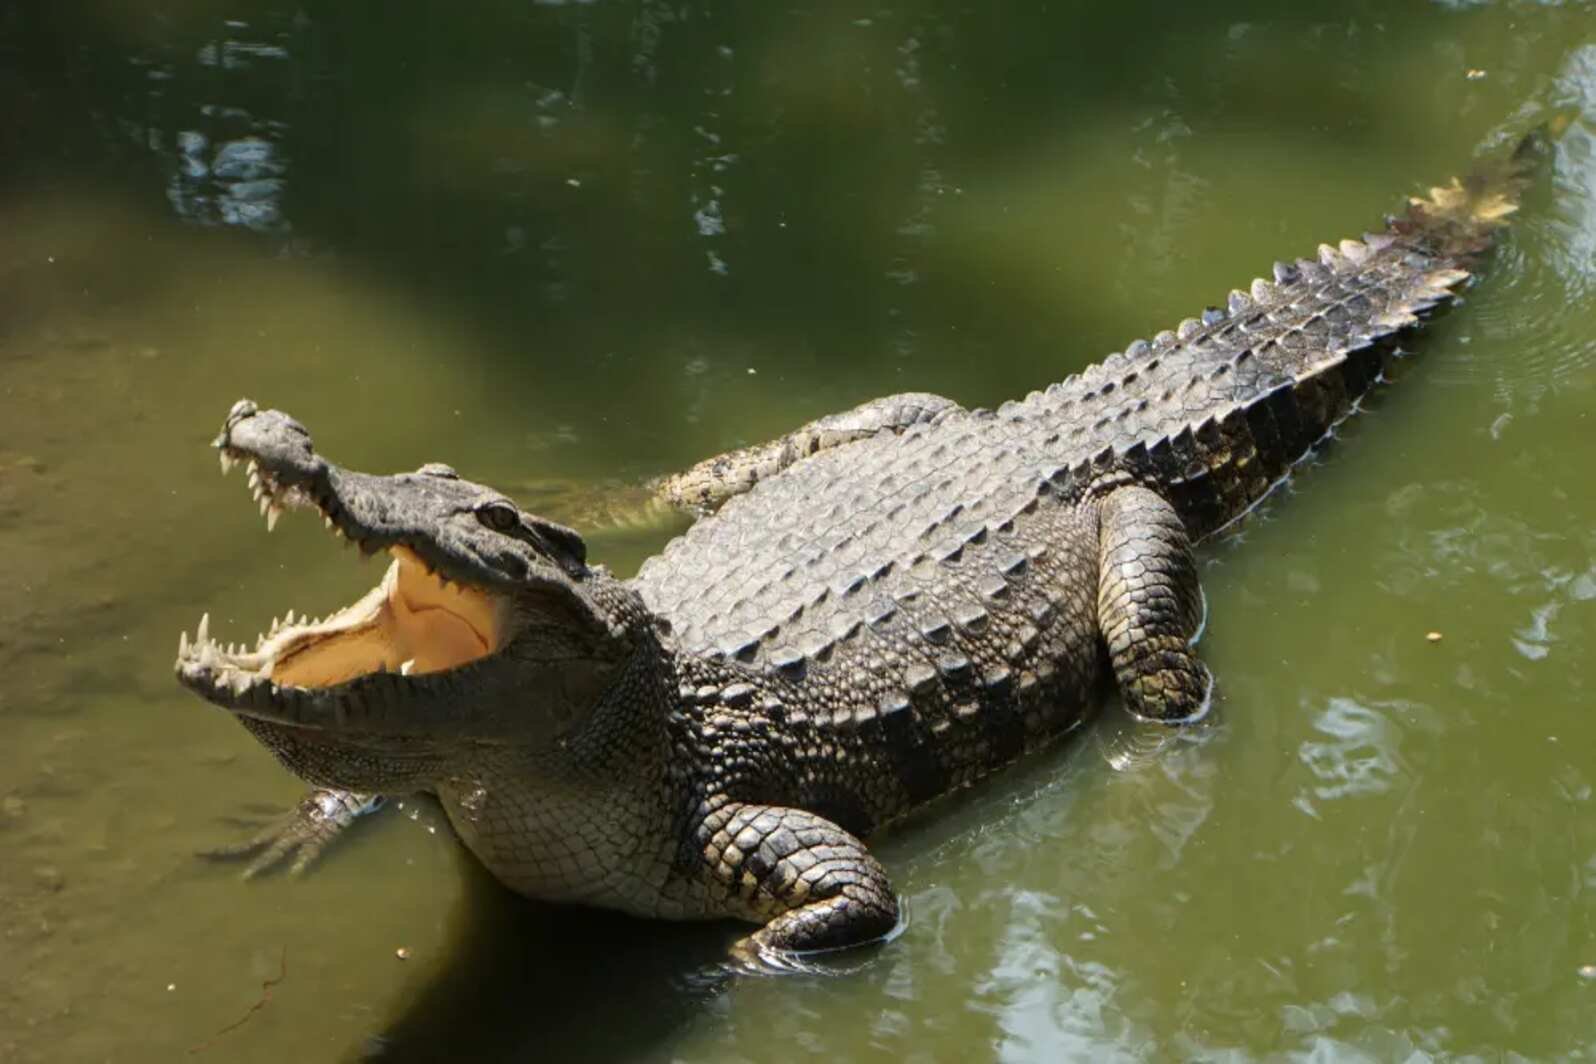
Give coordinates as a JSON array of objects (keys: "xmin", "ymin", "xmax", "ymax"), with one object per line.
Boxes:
[
  {"xmin": 395, "ymin": 947, "xmax": 411, "ymax": 961},
  {"xmin": 1465, "ymin": 69, "xmax": 1487, "ymax": 81},
  {"xmin": 1425, "ymin": 631, "xmax": 1443, "ymax": 644},
  {"xmin": 1580, "ymin": 964, "xmax": 1596, "ymax": 980}
]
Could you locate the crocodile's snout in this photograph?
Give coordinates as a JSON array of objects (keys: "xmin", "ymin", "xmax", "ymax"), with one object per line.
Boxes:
[{"xmin": 214, "ymin": 398, "xmax": 327, "ymax": 491}]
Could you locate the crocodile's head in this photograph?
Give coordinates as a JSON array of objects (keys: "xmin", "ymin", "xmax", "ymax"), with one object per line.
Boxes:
[{"xmin": 175, "ymin": 399, "xmax": 641, "ymax": 792}]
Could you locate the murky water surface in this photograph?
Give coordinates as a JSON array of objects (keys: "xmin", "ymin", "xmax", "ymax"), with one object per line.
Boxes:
[{"xmin": 3, "ymin": 2, "xmax": 1595, "ymax": 1060}]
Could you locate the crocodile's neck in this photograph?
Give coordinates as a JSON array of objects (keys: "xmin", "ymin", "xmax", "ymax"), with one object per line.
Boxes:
[{"xmin": 434, "ymin": 581, "xmax": 692, "ymax": 913}]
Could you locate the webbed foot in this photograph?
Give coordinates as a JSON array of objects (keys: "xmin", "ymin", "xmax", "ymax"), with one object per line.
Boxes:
[{"xmin": 202, "ymin": 788, "xmax": 383, "ymax": 878}]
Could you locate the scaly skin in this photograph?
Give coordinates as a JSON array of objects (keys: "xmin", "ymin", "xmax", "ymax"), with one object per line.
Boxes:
[{"xmin": 176, "ymin": 133, "xmax": 1541, "ymax": 962}]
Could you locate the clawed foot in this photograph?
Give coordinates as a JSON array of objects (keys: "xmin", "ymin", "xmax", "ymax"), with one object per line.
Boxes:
[
  {"xmin": 202, "ymin": 789, "xmax": 383, "ymax": 878},
  {"xmin": 724, "ymin": 892, "xmax": 909, "ymax": 978},
  {"xmin": 726, "ymin": 924, "xmax": 904, "ymax": 978}
]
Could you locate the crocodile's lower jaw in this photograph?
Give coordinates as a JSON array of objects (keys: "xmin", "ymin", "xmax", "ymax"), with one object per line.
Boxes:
[{"xmin": 174, "ymin": 544, "xmax": 509, "ymax": 714}]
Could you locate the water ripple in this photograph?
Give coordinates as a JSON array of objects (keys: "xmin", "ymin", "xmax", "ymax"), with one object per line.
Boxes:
[
  {"xmin": 1295, "ymin": 697, "xmax": 1409, "ymax": 815},
  {"xmin": 1436, "ymin": 46, "xmax": 1596, "ymax": 393},
  {"xmin": 971, "ymin": 891, "xmax": 1149, "ymax": 1063}
]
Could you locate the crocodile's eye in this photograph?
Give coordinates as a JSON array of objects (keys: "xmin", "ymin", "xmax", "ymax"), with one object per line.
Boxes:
[{"xmin": 476, "ymin": 502, "xmax": 520, "ymax": 533}]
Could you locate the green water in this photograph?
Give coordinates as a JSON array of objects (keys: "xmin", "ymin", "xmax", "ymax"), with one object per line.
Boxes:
[{"xmin": 3, "ymin": 2, "xmax": 1595, "ymax": 1060}]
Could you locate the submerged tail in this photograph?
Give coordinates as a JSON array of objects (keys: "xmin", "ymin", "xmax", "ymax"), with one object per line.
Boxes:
[
  {"xmin": 1170, "ymin": 126, "xmax": 1551, "ymax": 537},
  {"xmin": 1391, "ymin": 126, "xmax": 1548, "ymax": 266},
  {"xmin": 1013, "ymin": 126, "xmax": 1553, "ymax": 540}
]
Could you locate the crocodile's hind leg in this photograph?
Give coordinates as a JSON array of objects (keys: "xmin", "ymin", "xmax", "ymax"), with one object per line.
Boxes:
[
  {"xmin": 1095, "ymin": 485, "xmax": 1211, "ymax": 722},
  {"xmin": 696, "ymin": 802, "xmax": 900, "ymax": 964},
  {"xmin": 203, "ymin": 788, "xmax": 384, "ymax": 877},
  {"xmin": 658, "ymin": 392, "xmax": 962, "ymax": 515}
]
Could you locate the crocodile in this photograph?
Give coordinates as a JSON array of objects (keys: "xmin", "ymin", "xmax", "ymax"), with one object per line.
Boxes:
[{"xmin": 175, "ymin": 132, "xmax": 1541, "ymax": 963}]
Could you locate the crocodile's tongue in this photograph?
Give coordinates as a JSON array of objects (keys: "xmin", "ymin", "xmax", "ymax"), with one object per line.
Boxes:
[
  {"xmin": 265, "ymin": 546, "xmax": 503, "ymax": 687},
  {"xmin": 177, "ymin": 546, "xmax": 507, "ymax": 693}
]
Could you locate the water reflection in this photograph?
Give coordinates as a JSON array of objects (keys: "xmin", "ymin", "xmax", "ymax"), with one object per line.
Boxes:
[
  {"xmin": 169, "ymin": 132, "xmax": 288, "ymax": 231},
  {"xmin": 1295, "ymin": 697, "xmax": 1408, "ymax": 812},
  {"xmin": 120, "ymin": 16, "xmax": 303, "ymax": 233},
  {"xmin": 972, "ymin": 892, "xmax": 1147, "ymax": 1063}
]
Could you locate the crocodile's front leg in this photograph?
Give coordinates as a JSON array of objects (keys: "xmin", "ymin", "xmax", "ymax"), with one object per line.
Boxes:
[
  {"xmin": 697, "ymin": 801, "xmax": 900, "ymax": 962},
  {"xmin": 204, "ymin": 788, "xmax": 384, "ymax": 877},
  {"xmin": 659, "ymin": 392, "xmax": 961, "ymax": 515},
  {"xmin": 1095, "ymin": 485, "xmax": 1211, "ymax": 722}
]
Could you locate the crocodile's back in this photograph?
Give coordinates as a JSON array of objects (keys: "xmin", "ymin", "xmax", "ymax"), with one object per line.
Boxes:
[
  {"xmin": 634, "ymin": 409, "xmax": 1062, "ymax": 664},
  {"xmin": 635, "ymin": 412, "xmax": 1112, "ymax": 818}
]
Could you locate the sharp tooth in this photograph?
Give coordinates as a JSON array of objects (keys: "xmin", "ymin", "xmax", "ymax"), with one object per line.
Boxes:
[
  {"xmin": 266, "ymin": 504, "xmax": 282, "ymax": 532},
  {"xmin": 400, "ymin": 659, "xmax": 415, "ymax": 676},
  {"xmin": 197, "ymin": 613, "xmax": 210, "ymax": 646},
  {"xmin": 323, "ymin": 515, "xmax": 334, "ymax": 530},
  {"xmin": 247, "ymin": 459, "xmax": 259, "ymax": 476},
  {"xmin": 179, "ymin": 630, "xmax": 190, "ymax": 657},
  {"xmin": 258, "ymin": 496, "xmax": 271, "ymax": 517},
  {"xmin": 199, "ymin": 641, "xmax": 218, "ymax": 668},
  {"xmin": 220, "ymin": 452, "xmax": 235, "ymax": 475},
  {"xmin": 248, "ymin": 470, "xmax": 261, "ymax": 492}
]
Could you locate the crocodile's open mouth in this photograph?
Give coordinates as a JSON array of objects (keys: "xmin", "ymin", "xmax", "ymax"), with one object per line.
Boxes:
[{"xmin": 175, "ymin": 452, "xmax": 512, "ymax": 720}]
